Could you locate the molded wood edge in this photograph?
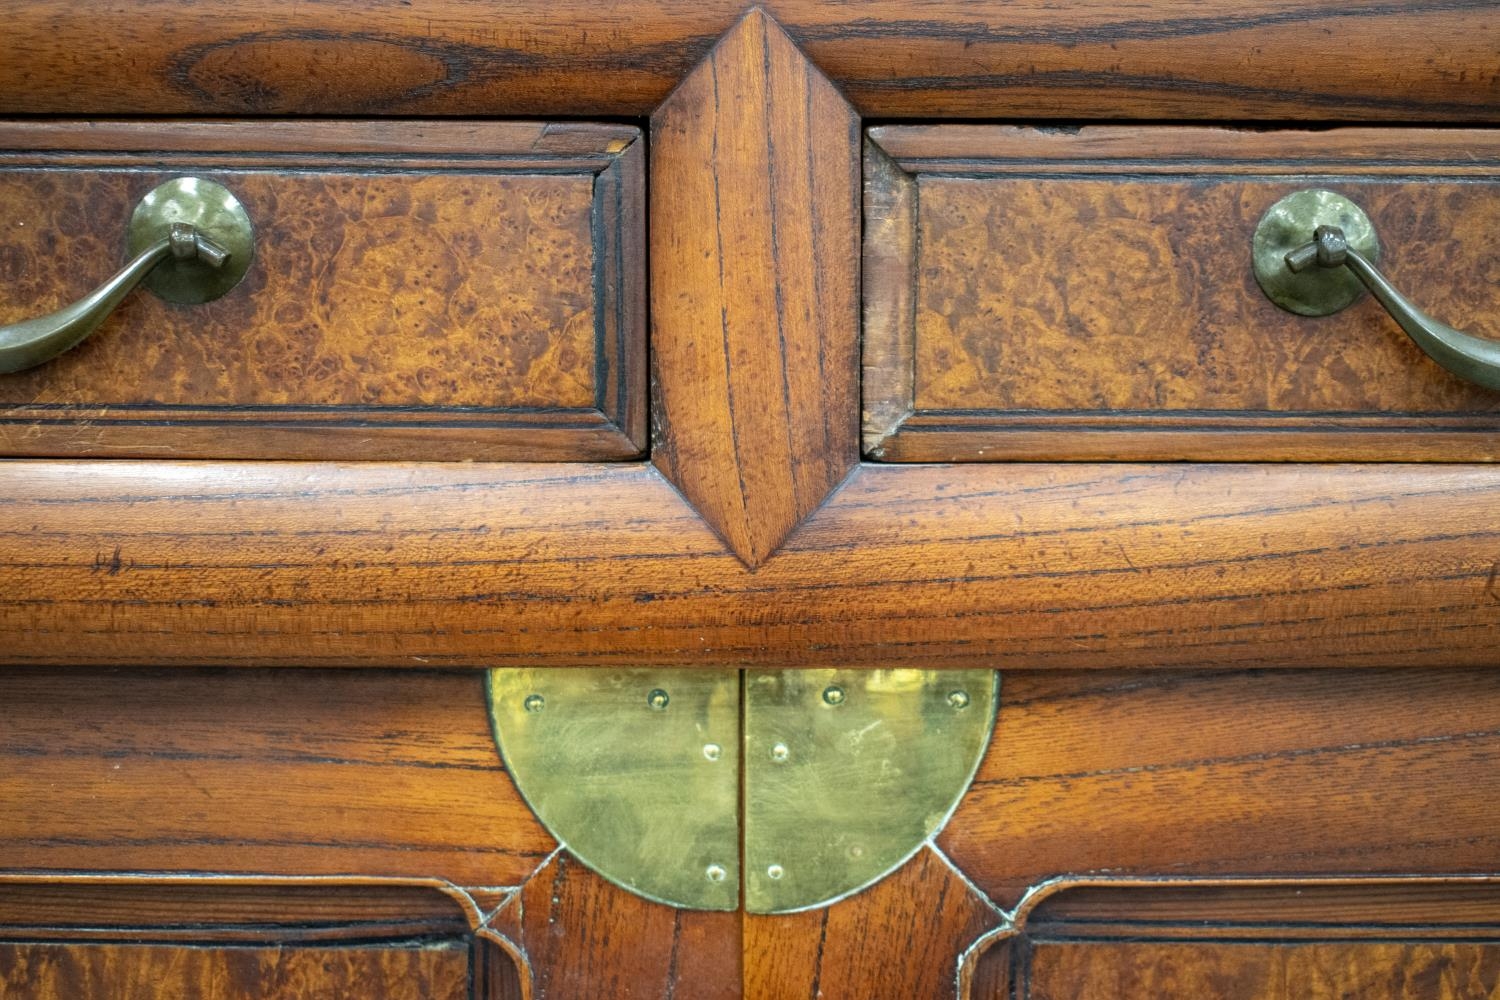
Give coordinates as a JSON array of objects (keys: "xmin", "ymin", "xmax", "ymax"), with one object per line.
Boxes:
[{"xmin": 3, "ymin": 461, "xmax": 1498, "ymax": 668}]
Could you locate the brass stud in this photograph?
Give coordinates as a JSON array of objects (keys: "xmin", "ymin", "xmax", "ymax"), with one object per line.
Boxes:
[
  {"xmin": 948, "ymin": 690, "xmax": 971, "ymax": 710},
  {"xmin": 647, "ymin": 688, "xmax": 670, "ymax": 710},
  {"xmin": 523, "ymin": 694, "xmax": 545, "ymax": 713},
  {"xmin": 770, "ymin": 742, "xmax": 790, "ymax": 763},
  {"xmin": 703, "ymin": 743, "xmax": 722, "ymax": 761},
  {"xmin": 705, "ymin": 864, "xmax": 727, "ymax": 883},
  {"xmin": 822, "ymin": 685, "xmax": 846, "ymax": 706},
  {"xmin": 766, "ymin": 864, "xmax": 785, "ymax": 880}
]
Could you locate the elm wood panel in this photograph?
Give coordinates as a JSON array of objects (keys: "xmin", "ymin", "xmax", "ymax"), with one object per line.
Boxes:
[
  {"xmin": 2, "ymin": 2, "xmax": 1498, "ymax": 121},
  {"xmin": 3, "ymin": 461, "xmax": 1500, "ymax": 668},
  {"xmin": 0, "ymin": 121, "xmax": 645, "ymax": 461},
  {"xmin": 650, "ymin": 9, "xmax": 859, "ymax": 567},
  {"xmin": 742, "ymin": 847, "xmax": 1001, "ymax": 1000},
  {"xmin": 939, "ymin": 670, "xmax": 1500, "ymax": 911},
  {"xmin": 862, "ymin": 126, "xmax": 1500, "ymax": 462},
  {"xmin": 0, "ymin": 668, "xmax": 555, "ymax": 885},
  {"xmin": 487, "ymin": 851, "xmax": 741, "ymax": 1000},
  {"xmin": 0, "ymin": 941, "xmax": 473, "ymax": 1000}
]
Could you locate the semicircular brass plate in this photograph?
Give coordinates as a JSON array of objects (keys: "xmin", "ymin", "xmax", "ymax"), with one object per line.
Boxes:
[
  {"xmin": 127, "ymin": 177, "xmax": 255, "ymax": 304},
  {"xmin": 487, "ymin": 668, "xmax": 740, "ymax": 911},
  {"xmin": 743, "ymin": 669, "xmax": 997, "ymax": 914}
]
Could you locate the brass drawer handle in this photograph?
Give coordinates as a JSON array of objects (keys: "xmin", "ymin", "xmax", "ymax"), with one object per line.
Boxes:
[
  {"xmin": 1254, "ymin": 188, "xmax": 1500, "ymax": 391},
  {"xmin": 0, "ymin": 178, "xmax": 254, "ymax": 374}
]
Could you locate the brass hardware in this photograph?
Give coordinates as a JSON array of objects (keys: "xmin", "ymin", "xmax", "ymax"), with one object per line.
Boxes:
[
  {"xmin": 487, "ymin": 668, "xmax": 998, "ymax": 913},
  {"xmin": 0, "ymin": 177, "xmax": 254, "ymax": 374},
  {"xmin": 487, "ymin": 668, "xmax": 740, "ymax": 911},
  {"xmin": 743, "ymin": 669, "xmax": 997, "ymax": 914},
  {"xmin": 1254, "ymin": 188, "xmax": 1500, "ymax": 391}
]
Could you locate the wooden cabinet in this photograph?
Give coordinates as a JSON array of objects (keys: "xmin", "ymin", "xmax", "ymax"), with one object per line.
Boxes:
[{"xmin": 2, "ymin": 4, "xmax": 1498, "ymax": 998}]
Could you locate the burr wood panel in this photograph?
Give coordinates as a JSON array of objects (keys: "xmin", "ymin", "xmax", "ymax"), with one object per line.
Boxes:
[
  {"xmin": 864, "ymin": 126, "xmax": 1500, "ymax": 462},
  {"xmin": 1, "ymin": 2, "xmax": 1496, "ymax": 122},
  {"xmin": 0, "ymin": 121, "xmax": 644, "ymax": 460},
  {"xmin": 0, "ymin": 942, "xmax": 473, "ymax": 1000}
]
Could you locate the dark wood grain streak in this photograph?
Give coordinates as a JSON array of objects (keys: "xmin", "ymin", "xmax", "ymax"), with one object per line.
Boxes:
[
  {"xmin": 650, "ymin": 9, "xmax": 859, "ymax": 566},
  {"xmin": 0, "ymin": 669, "xmax": 555, "ymax": 884},
  {"xmin": 0, "ymin": 3, "xmax": 1495, "ymax": 121},
  {"xmin": 486, "ymin": 851, "xmax": 740, "ymax": 1000},
  {"xmin": 940, "ymin": 670, "xmax": 1500, "ymax": 911},
  {"xmin": 743, "ymin": 847, "xmax": 1001, "ymax": 1000},
  {"xmin": 864, "ymin": 125, "xmax": 1500, "ymax": 463},
  {"xmin": 0, "ymin": 121, "xmax": 644, "ymax": 461},
  {"xmin": 2, "ymin": 462, "xmax": 1498, "ymax": 668}
]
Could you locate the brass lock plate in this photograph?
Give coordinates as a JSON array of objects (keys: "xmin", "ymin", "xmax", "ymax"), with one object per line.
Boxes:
[{"xmin": 488, "ymin": 668, "xmax": 997, "ymax": 913}]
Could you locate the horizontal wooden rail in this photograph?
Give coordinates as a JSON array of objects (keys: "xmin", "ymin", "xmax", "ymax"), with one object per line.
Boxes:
[
  {"xmin": 3, "ymin": 461, "xmax": 1497, "ymax": 668},
  {"xmin": 1, "ymin": 2, "xmax": 1496, "ymax": 120}
]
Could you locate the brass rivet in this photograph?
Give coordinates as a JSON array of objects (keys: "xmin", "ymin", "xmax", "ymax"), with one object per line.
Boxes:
[
  {"xmin": 647, "ymin": 688, "xmax": 670, "ymax": 710},
  {"xmin": 822, "ymin": 685, "xmax": 846, "ymax": 706},
  {"xmin": 703, "ymin": 743, "xmax": 722, "ymax": 761},
  {"xmin": 705, "ymin": 864, "xmax": 727, "ymax": 883},
  {"xmin": 766, "ymin": 864, "xmax": 785, "ymax": 880},
  {"xmin": 770, "ymin": 742, "xmax": 790, "ymax": 763},
  {"xmin": 847, "ymin": 844, "xmax": 865, "ymax": 860},
  {"xmin": 948, "ymin": 690, "xmax": 971, "ymax": 710},
  {"xmin": 523, "ymin": 694, "xmax": 545, "ymax": 713}
]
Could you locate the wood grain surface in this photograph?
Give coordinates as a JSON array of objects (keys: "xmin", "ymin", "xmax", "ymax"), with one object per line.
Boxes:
[
  {"xmin": 0, "ymin": 2, "xmax": 1495, "ymax": 121},
  {"xmin": 650, "ymin": 9, "xmax": 859, "ymax": 566},
  {"xmin": 0, "ymin": 941, "xmax": 474, "ymax": 1000},
  {"xmin": 864, "ymin": 126, "xmax": 1500, "ymax": 462},
  {"xmin": 0, "ymin": 668, "xmax": 555, "ymax": 885},
  {"xmin": 940, "ymin": 669, "xmax": 1500, "ymax": 909},
  {"xmin": 0, "ymin": 881, "xmax": 475, "ymax": 943},
  {"xmin": 743, "ymin": 846, "xmax": 1000, "ymax": 1000},
  {"xmin": 0, "ymin": 121, "xmax": 644, "ymax": 461},
  {"xmin": 487, "ymin": 851, "xmax": 741, "ymax": 1000},
  {"xmin": 0, "ymin": 878, "xmax": 489, "ymax": 1000},
  {"xmin": 973, "ymin": 879, "xmax": 1500, "ymax": 999},
  {"xmin": 3, "ymin": 461, "xmax": 1498, "ymax": 668}
]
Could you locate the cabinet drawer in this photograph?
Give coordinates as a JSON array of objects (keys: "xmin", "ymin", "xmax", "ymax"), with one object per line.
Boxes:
[
  {"xmin": 0, "ymin": 121, "xmax": 644, "ymax": 460},
  {"xmin": 864, "ymin": 126, "xmax": 1500, "ymax": 462}
]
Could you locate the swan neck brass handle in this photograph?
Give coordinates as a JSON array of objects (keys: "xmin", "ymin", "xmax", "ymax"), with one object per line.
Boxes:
[
  {"xmin": 0, "ymin": 224, "xmax": 227, "ymax": 374},
  {"xmin": 1253, "ymin": 188, "xmax": 1500, "ymax": 392},
  {"xmin": 0, "ymin": 177, "xmax": 254, "ymax": 375}
]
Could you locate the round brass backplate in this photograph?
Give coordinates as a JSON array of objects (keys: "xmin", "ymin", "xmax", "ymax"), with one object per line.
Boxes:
[
  {"xmin": 126, "ymin": 178, "xmax": 255, "ymax": 304},
  {"xmin": 1252, "ymin": 188, "xmax": 1379, "ymax": 317}
]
